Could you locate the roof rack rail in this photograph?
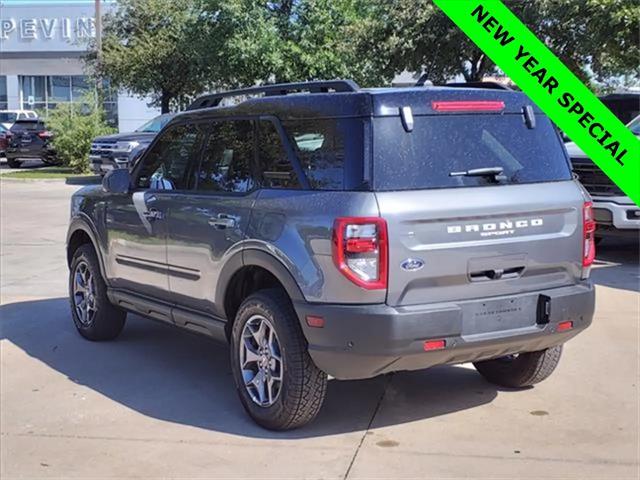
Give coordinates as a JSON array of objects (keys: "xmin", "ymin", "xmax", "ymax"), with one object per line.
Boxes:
[
  {"xmin": 443, "ymin": 81, "xmax": 513, "ymax": 91},
  {"xmin": 187, "ymin": 79, "xmax": 360, "ymax": 110}
]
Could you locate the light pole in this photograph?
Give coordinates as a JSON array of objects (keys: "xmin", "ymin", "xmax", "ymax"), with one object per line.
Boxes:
[{"xmin": 95, "ymin": 0, "xmax": 102, "ymax": 61}]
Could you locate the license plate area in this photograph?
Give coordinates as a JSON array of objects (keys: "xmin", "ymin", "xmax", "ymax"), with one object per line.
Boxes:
[{"xmin": 462, "ymin": 295, "xmax": 538, "ymax": 335}]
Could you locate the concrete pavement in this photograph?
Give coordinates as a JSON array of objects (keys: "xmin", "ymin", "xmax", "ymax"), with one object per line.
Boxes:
[{"xmin": 1, "ymin": 179, "xmax": 638, "ymax": 479}]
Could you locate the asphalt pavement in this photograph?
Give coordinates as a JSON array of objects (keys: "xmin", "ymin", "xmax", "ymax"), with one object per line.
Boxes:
[{"xmin": 1, "ymin": 178, "xmax": 638, "ymax": 479}]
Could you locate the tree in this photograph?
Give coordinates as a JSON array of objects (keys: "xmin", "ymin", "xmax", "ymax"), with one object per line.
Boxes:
[
  {"xmin": 90, "ymin": 0, "xmax": 218, "ymax": 113},
  {"xmin": 361, "ymin": 0, "xmax": 639, "ymax": 86},
  {"xmin": 47, "ymin": 100, "xmax": 114, "ymax": 173},
  {"xmin": 200, "ymin": 0, "xmax": 388, "ymax": 88}
]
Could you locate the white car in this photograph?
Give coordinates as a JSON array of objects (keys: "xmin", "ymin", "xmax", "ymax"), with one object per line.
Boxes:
[
  {"xmin": 0, "ymin": 110, "xmax": 38, "ymax": 130},
  {"xmin": 567, "ymin": 115, "xmax": 640, "ymax": 241}
]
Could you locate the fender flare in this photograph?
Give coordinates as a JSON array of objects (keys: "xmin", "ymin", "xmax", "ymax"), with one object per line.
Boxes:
[
  {"xmin": 67, "ymin": 215, "xmax": 109, "ymax": 284},
  {"xmin": 215, "ymin": 248, "xmax": 306, "ymax": 318}
]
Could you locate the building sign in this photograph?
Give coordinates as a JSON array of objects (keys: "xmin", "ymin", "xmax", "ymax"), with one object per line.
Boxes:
[
  {"xmin": 1, "ymin": 17, "xmax": 95, "ymax": 41},
  {"xmin": 0, "ymin": 4, "xmax": 101, "ymax": 52}
]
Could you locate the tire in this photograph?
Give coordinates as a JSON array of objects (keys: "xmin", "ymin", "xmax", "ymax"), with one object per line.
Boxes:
[
  {"xmin": 41, "ymin": 156, "xmax": 61, "ymax": 166},
  {"xmin": 69, "ymin": 244, "xmax": 126, "ymax": 341},
  {"xmin": 6, "ymin": 158, "xmax": 21, "ymax": 168},
  {"xmin": 473, "ymin": 345, "xmax": 563, "ymax": 388},
  {"xmin": 230, "ymin": 289, "xmax": 327, "ymax": 430}
]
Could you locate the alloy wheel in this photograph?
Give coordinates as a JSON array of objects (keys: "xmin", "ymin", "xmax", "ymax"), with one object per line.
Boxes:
[
  {"xmin": 239, "ymin": 314, "xmax": 283, "ymax": 407},
  {"xmin": 73, "ymin": 260, "xmax": 97, "ymax": 326}
]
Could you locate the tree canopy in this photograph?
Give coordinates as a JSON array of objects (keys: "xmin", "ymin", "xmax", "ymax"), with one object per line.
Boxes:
[{"xmin": 92, "ymin": 0, "xmax": 639, "ymax": 112}]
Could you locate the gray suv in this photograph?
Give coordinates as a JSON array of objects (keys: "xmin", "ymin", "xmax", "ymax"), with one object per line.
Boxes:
[{"xmin": 66, "ymin": 80, "xmax": 596, "ymax": 430}]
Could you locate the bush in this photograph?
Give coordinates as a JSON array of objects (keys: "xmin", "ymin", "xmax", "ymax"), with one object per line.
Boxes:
[{"xmin": 46, "ymin": 101, "xmax": 115, "ymax": 173}]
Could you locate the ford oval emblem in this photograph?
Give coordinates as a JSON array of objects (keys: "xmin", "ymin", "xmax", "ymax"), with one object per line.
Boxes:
[{"xmin": 401, "ymin": 258, "xmax": 425, "ymax": 272}]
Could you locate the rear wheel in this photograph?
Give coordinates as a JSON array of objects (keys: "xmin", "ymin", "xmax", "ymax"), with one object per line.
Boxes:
[
  {"xmin": 6, "ymin": 157, "xmax": 21, "ymax": 168},
  {"xmin": 230, "ymin": 289, "xmax": 327, "ymax": 430},
  {"xmin": 69, "ymin": 244, "xmax": 126, "ymax": 341},
  {"xmin": 473, "ymin": 345, "xmax": 563, "ymax": 388}
]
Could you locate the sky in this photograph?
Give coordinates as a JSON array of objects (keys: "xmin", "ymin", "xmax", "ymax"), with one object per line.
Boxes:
[{"xmin": 1, "ymin": 0, "xmax": 116, "ymax": 4}]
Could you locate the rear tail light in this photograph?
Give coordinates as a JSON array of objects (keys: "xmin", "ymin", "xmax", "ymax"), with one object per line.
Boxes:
[
  {"xmin": 38, "ymin": 131, "xmax": 53, "ymax": 139},
  {"xmin": 332, "ymin": 217, "xmax": 388, "ymax": 290},
  {"xmin": 431, "ymin": 100, "xmax": 505, "ymax": 112},
  {"xmin": 424, "ymin": 339, "xmax": 446, "ymax": 351},
  {"xmin": 557, "ymin": 321, "xmax": 573, "ymax": 332},
  {"xmin": 582, "ymin": 202, "xmax": 596, "ymax": 269}
]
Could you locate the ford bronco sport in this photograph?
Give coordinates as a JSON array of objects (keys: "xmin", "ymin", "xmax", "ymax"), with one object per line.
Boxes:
[{"xmin": 67, "ymin": 80, "xmax": 596, "ymax": 430}]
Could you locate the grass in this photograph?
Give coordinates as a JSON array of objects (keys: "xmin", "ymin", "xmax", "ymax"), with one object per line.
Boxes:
[{"xmin": 1, "ymin": 166, "xmax": 94, "ymax": 180}]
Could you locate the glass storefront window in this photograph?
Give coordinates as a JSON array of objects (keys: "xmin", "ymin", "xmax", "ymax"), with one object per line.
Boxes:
[
  {"xmin": 0, "ymin": 76, "xmax": 7, "ymax": 110},
  {"xmin": 49, "ymin": 76, "xmax": 72, "ymax": 102},
  {"xmin": 20, "ymin": 75, "xmax": 118, "ymax": 126}
]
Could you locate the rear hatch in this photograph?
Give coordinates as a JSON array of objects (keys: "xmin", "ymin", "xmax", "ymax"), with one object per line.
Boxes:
[
  {"xmin": 372, "ymin": 105, "xmax": 586, "ymax": 306},
  {"xmin": 9, "ymin": 120, "xmax": 50, "ymax": 149}
]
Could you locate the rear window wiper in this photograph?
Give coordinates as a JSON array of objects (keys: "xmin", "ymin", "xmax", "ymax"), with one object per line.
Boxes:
[{"xmin": 449, "ymin": 167, "xmax": 507, "ymax": 182}]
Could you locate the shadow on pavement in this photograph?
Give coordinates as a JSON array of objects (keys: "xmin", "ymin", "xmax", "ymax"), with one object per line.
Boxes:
[
  {"xmin": 591, "ymin": 237, "xmax": 639, "ymax": 293},
  {"xmin": 0, "ymin": 297, "xmax": 499, "ymax": 438}
]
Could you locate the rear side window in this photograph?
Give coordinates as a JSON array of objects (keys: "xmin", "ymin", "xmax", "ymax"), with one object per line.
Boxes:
[
  {"xmin": 196, "ymin": 120, "xmax": 255, "ymax": 193},
  {"xmin": 136, "ymin": 123, "xmax": 204, "ymax": 190},
  {"xmin": 283, "ymin": 119, "xmax": 351, "ymax": 190},
  {"xmin": 373, "ymin": 114, "xmax": 572, "ymax": 190},
  {"xmin": 257, "ymin": 120, "xmax": 300, "ymax": 190}
]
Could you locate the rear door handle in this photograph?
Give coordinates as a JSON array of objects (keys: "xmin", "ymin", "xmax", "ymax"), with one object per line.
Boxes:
[{"xmin": 208, "ymin": 214, "xmax": 236, "ymax": 229}]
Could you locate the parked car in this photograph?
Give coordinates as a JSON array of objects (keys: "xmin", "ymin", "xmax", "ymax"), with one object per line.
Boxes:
[
  {"xmin": 0, "ymin": 124, "xmax": 9, "ymax": 156},
  {"xmin": 89, "ymin": 113, "xmax": 175, "ymax": 176},
  {"xmin": 5, "ymin": 119, "xmax": 57, "ymax": 168},
  {"xmin": 67, "ymin": 80, "xmax": 595, "ymax": 430},
  {"xmin": 0, "ymin": 109, "xmax": 38, "ymax": 130},
  {"xmin": 567, "ymin": 114, "xmax": 640, "ymax": 242}
]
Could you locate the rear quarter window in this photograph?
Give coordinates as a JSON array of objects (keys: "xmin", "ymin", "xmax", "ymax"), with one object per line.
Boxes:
[
  {"xmin": 373, "ymin": 114, "xmax": 571, "ymax": 190},
  {"xmin": 282, "ymin": 118, "xmax": 364, "ymax": 191}
]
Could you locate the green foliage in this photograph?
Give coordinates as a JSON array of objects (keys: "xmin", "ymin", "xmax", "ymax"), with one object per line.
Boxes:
[
  {"xmin": 91, "ymin": 0, "xmax": 216, "ymax": 112},
  {"xmin": 46, "ymin": 102, "xmax": 115, "ymax": 173},
  {"xmin": 361, "ymin": 0, "xmax": 639, "ymax": 86}
]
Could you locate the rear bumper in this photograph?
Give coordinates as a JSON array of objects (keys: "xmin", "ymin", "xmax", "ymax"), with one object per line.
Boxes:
[
  {"xmin": 592, "ymin": 197, "xmax": 640, "ymax": 231},
  {"xmin": 294, "ymin": 283, "xmax": 595, "ymax": 380}
]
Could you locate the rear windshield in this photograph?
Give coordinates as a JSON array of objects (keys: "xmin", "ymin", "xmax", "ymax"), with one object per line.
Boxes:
[
  {"xmin": 10, "ymin": 121, "xmax": 45, "ymax": 132},
  {"xmin": 373, "ymin": 114, "xmax": 571, "ymax": 190}
]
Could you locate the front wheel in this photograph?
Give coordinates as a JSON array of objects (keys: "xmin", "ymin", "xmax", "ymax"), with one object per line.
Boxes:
[
  {"xmin": 473, "ymin": 345, "xmax": 563, "ymax": 388},
  {"xmin": 69, "ymin": 244, "xmax": 126, "ymax": 341},
  {"xmin": 230, "ymin": 289, "xmax": 327, "ymax": 430}
]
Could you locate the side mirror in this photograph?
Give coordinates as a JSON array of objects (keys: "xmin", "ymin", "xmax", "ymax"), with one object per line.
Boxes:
[{"xmin": 103, "ymin": 168, "xmax": 131, "ymax": 194}]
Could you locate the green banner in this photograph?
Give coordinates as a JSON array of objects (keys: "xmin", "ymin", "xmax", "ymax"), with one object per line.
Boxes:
[{"xmin": 433, "ymin": 0, "xmax": 640, "ymax": 206}]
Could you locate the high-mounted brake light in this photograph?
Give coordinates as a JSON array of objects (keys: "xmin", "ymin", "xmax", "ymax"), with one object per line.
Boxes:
[
  {"xmin": 582, "ymin": 201, "xmax": 596, "ymax": 269},
  {"xmin": 431, "ymin": 100, "xmax": 505, "ymax": 112},
  {"xmin": 332, "ymin": 217, "xmax": 388, "ymax": 290}
]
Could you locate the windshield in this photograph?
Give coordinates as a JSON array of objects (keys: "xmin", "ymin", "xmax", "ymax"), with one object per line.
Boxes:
[
  {"xmin": 0, "ymin": 112, "xmax": 18, "ymax": 123},
  {"xmin": 373, "ymin": 114, "xmax": 572, "ymax": 190},
  {"xmin": 136, "ymin": 115, "xmax": 171, "ymax": 133},
  {"xmin": 628, "ymin": 115, "xmax": 640, "ymax": 135}
]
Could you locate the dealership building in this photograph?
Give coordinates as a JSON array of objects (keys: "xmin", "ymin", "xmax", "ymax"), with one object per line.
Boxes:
[{"xmin": 0, "ymin": 0, "xmax": 158, "ymax": 132}]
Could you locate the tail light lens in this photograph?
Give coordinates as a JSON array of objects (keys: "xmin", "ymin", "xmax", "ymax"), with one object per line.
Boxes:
[
  {"xmin": 582, "ymin": 202, "xmax": 596, "ymax": 269},
  {"xmin": 332, "ymin": 217, "xmax": 388, "ymax": 290},
  {"xmin": 38, "ymin": 131, "xmax": 53, "ymax": 139}
]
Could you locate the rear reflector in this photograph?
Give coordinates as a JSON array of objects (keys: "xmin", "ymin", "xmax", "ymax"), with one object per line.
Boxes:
[
  {"xmin": 305, "ymin": 316, "xmax": 325, "ymax": 328},
  {"xmin": 424, "ymin": 339, "xmax": 446, "ymax": 351},
  {"xmin": 557, "ymin": 321, "xmax": 573, "ymax": 332},
  {"xmin": 431, "ymin": 100, "xmax": 505, "ymax": 112}
]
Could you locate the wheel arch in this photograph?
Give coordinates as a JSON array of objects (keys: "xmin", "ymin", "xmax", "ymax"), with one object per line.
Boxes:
[
  {"xmin": 66, "ymin": 217, "xmax": 109, "ymax": 282},
  {"xmin": 218, "ymin": 248, "xmax": 306, "ymax": 339}
]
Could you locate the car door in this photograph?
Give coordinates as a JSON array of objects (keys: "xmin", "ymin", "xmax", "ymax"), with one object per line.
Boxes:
[
  {"xmin": 165, "ymin": 119, "xmax": 258, "ymax": 317},
  {"xmin": 105, "ymin": 122, "xmax": 205, "ymax": 300}
]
